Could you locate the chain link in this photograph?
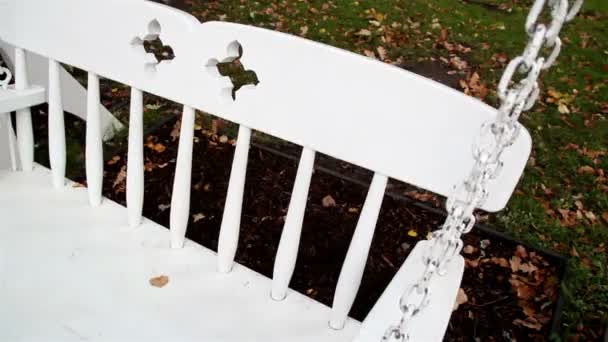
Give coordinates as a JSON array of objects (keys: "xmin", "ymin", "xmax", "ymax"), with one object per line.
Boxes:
[{"xmin": 382, "ymin": 1, "xmax": 583, "ymax": 340}]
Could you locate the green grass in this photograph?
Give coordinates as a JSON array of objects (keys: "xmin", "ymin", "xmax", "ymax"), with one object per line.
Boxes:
[{"xmin": 188, "ymin": 0, "xmax": 607, "ymax": 338}]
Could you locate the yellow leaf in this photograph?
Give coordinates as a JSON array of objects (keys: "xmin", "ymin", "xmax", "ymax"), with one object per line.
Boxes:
[{"xmin": 407, "ymin": 229, "xmax": 418, "ymax": 237}]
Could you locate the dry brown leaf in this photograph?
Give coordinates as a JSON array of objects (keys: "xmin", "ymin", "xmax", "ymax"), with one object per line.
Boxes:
[
  {"xmin": 149, "ymin": 275, "xmax": 169, "ymax": 288},
  {"xmin": 452, "ymin": 288, "xmax": 468, "ymax": 311},
  {"xmin": 170, "ymin": 120, "xmax": 181, "ymax": 141},
  {"xmin": 513, "ymin": 318, "xmax": 542, "ymax": 331},
  {"xmin": 322, "ymin": 195, "xmax": 337, "ymax": 208},
  {"xmin": 578, "ymin": 165, "xmax": 595, "ymax": 175},
  {"xmin": 192, "ymin": 213, "xmax": 206, "ymax": 223},
  {"xmin": 491, "ymin": 257, "xmax": 510, "ymax": 268},
  {"xmin": 376, "ymin": 46, "xmax": 388, "ymax": 61},
  {"xmin": 113, "ymin": 165, "xmax": 127, "ymax": 192},
  {"xmin": 107, "ymin": 155, "xmax": 121, "ymax": 165},
  {"xmin": 515, "ymin": 245, "xmax": 528, "ymax": 259},
  {"xmin": 463, "ymin": 245, "xmax": 476, "ymax": 254},
  {"xmin": 510, "ymin": 256, "xmax": 522, "ymax": 273},
  {"xmin": 146, "ymin": 142, "xmax": 167, "ymax": 153},
  {"xmin": 518, "ymin": 262, "xmax": 539, "ymax": 274}
]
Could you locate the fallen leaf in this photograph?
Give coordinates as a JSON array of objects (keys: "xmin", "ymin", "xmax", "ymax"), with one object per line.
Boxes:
[
  {"xmin": 515, "ymin": 245, "xmax": 528, "ymax": 259},
  {"xmin": 356, "ymin": 29, "xmax": 372, "ymax": 37},
  {"xmin": 192, "ymin": 213, "xmax": 206, "ymax": 223},
  {"xmin": 510, "ymin": 256, "xmax": 522, "ymax": 273},
  {"xmin": 107, "ymin": 155, "xmax": 121, "ymax": 165},
  {"xmin": 113, "ymin": 166, "xmax": 127, "ymax": 192},
  {"xmin": 377, "ymin": 46, "xmax": 388, "ymax": 61},
  {"xmin": 463, "ymin": 245, "xmax": 476, "ymax": 254},
  {"xmin": 322, "ymin": 195, "xmax": 337, "ymax": 208},
  {"xmin": 146, "ymin": 142, "xmax": 167, "ymax": 153},
  {"xmin": 407, "ymin": 229, "xmax": 418, "ymax": 237},
  {"xmin": 490, "ymin": 257, "xmax": 510, "ymax": 268},
  {"xmin": 578, "ymin": 165, "xmax": 595, "ymax": 175},
  {"xmin": 513, "ymin": 318, "xmax": 542, "ymax": 331},
  {"xmin": 453, "ymin": 288, "xmax": 468, "ymax": 311},
  {"xmin": 149, "ymin": 275, "xmax": 169, "ymax": 288},
  {"xmin": 158, "ymin": 204, "xmax": 171, "ymax": 212},
  {"xmin": 219, "ymin": 135, "xmax": 229, "ymax": 144}
]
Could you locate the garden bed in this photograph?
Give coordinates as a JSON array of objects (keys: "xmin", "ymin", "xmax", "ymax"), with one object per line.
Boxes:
[{"xmin": 63, "ymin": 116, "xmax": 569, "ymax": 341}]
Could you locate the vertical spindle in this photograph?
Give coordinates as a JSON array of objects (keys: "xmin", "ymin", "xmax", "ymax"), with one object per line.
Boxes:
[
  {"xmin": 329, "ymin": 173, "xmax": 388, "ymax": 329},
  {"xmin": 217, "ymin": 125, "xmax": 251, "ymax": 273},
  {"xmin": 14, "ymin": 48, "xmax": 34, "ymax": 171},
  {"xmin": 48, "ymin": 59, "xmax": 66, "ymax": 187},
  {"xmin": 271, "ymin": 147, "xmax": 316, "ymax": 300},
  {"xmin": 1, "ymin": 113, "xmax": 18, "ymax": 171},
  {"xmin": 170, "ymin": 105, "xmax": 195, "ymax": 248},
  {"xmin": 86, "ymin": 72, "xmax": 103, "ymax": 205},
  {"xmin": 126, "ymin": 88, "xmax": 144, "ymax": 227}
]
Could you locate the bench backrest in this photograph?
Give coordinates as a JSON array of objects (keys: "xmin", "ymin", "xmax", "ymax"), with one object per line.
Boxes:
[
  {"xmin": 0, "ymin": 0, "xmax": 532, "ymax": 334},
  {"xmin": 0, "ymin": 0, "xmax": 531, "ymax": 212}
]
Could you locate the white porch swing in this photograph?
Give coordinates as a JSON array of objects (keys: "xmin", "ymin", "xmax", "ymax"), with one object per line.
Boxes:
[{"xmin": 0, "ymin": 0, "xmax": 582, "ymax": 340}]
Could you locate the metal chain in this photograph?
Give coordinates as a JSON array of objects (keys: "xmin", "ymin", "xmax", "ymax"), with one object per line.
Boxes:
[
  {"xmin": 383, "ymin": 1, "xmax": 583, "ymax": 340},
  {"xmin": 0, "ymin": 66, "xmax": 11, "ymax": 90}
]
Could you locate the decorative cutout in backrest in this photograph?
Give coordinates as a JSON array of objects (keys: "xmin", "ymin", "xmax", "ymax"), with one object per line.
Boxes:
[
  {"xmin": 131, "ymin": 19, "xmax": 175, "ymax": 72},
  {"xmin": 0, "ymin": 66, "xmax": 11, "ymax": 90},
  {"xmin": 206, "ymin": 41, "xmax": 259, "ymax": 100}
]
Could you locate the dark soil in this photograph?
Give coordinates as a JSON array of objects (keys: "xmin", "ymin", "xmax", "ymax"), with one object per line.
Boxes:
[{"xmin": 61, "ymin": 117, "xmax": 564, "ymax": 341}]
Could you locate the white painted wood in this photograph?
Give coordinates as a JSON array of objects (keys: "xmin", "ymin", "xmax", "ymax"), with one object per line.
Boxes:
[
  {"xmin": 0, "ymin": 85, "xmax": 45, "ymax": 113},
  {"xmin": 354, "ymin": 240, "xmax": 465, "ymax": 342},
  {"xmin": 126, "ymin": 88, "xmax": 144, "ymax": 227},
  {"xmin": 0, "ymin": 164, "xmax": 360, "ymax": 342},
  {"xmin": 271, "ymin": 147, "xmax": 316, "ymax": 300},
  {"xmin": 48, "ymin": 59, "xmax": 66, "ymax": 187},
  {"xmin": 86, "ymin": 72, "xmax": 103, "ymax": 206},
  {"xmin": 6, "ymin": 113, "xmax": 17, "ymax": 171},
  {"xmin": 0, "ymin": 41, "xmax": 124, "ymax": 140},
  {"xmin": 169, "ymin": 105, "xmax": 195, "ymax": 248},
  {"xmin": 0, "ymin": 112, "xmax": 18, "ymax": 170},
  {"xmin": 217, "ymin": 125, "xmax": 251, "ymax": 273},
  {"xmin": 330, "ymin": 173, "xmax": 388, "ymax": 330},
  {"xmin": 14, "ymin": 47, "xmax": 34, "ymax": 172},
  {"xmin": 0, "ymin": 0, "xmax": 531, "ymax": 211}
]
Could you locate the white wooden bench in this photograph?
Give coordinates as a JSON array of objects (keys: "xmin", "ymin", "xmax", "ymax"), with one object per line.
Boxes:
[{"xmin": 0, "ymin": 0, "xmax": 531, "ymax": 340}]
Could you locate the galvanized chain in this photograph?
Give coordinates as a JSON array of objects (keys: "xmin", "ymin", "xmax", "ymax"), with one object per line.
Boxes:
[
  {"xmin": 0, "ymin": 66, "xmax": 11, "ymax": 90},
  {"xmin": 383, "ymin": 1, "xmax": 583, "ymax": 340}
]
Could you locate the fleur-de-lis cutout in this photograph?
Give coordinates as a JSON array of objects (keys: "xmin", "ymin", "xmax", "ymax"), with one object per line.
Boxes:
[
  {"xmin": 0, "ymin": 66, "xmax": 12, "ymax": 90},
  {"xmin": 131, "ymin": 19, "xmax": 175, "ymax": 72},
  {"xmin": 206, "ymin": 41, "xmax": 259, "ymax": 100}
]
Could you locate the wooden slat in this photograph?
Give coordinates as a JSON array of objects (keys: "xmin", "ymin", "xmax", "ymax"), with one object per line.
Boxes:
[
  {"xmin": 47, "ymin": 58, "xmax": 65, "ymax": 187},
  {"xmin": 217, "ymin": 125, "xmax": 251, "ymax": 273},
  {"xmin": 85, "ymin": 72, "xmax": 103, "ymax": 205},
  {"xmin": 170, "ymin": 105, "xmax": 195, "ymax": 248},
  {"xmin": 330, "ymin": 173, "xmax": 388, "ymax": 329},
  {"xmin": 1, "ymin": 113, "xmax": 18, "ymax": 171},
  {"xmin": 14, "ymin": 48, "xmax": 34, "ymax": 172},
  {"xmin": 126, "ymin": 88, "xmax": 144, "ymax": 227},
  {"xmin": 271, "ymin": 147, "xmax": 316, "ymax": 300}
]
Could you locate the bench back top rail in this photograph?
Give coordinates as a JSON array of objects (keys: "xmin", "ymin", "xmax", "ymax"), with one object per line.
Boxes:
[{"xmin": 0, "ymin": 0, "xmax": 531, "ymax": 212}]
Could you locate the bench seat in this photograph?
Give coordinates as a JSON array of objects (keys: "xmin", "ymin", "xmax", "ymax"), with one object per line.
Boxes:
[{"xmin": 0, "ymin": 165, "xmax": 360, "ymax": 341}]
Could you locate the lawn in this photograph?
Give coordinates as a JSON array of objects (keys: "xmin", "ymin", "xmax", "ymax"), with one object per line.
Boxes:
[{"xmin": 172, "ymin": 0, "xmax": 607, "ymax": 339}]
